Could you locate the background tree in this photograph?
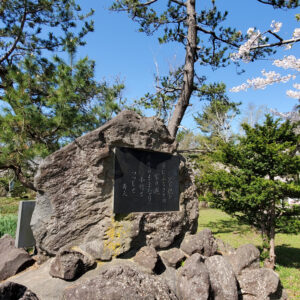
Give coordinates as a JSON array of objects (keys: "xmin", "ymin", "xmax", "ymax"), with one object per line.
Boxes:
[
  {"xmin": 200, "ymin": 115, "xmax": 300, "ymax": 269},
  {"xmin": 194, "ymin": 83, "xmax": 240, "ymax": 145},
  {"xmin": 0, "ymin": 0, "xmax": 125, "ymax": 191},
  {"xmin": 111, "ymin": 0, "xmax": 299, "ymax": 138},
  {"xmin": 177, "ymin": 82, "xmax": 239, "ymax": 150},
  {"xmin": 177, "ymin": 129, "xmax": 202, "ymax": 150},
  {"xmin": 177, "ymin": 82, "xmax": 240, "ymax": 206},
  {"xmin": 241, "ymin": 103, "xmax": 269, "ymax": 128}
]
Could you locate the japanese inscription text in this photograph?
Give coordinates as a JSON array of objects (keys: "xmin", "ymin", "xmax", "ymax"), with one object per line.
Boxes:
[{"xmin": 114, "ymin": 147, "xmax": 179, "ymax": 213}]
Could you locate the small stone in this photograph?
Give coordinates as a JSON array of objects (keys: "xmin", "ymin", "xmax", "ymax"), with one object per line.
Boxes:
[
  {"xmin": 215, "ymin": 238, "xmax": 236, "ymax": 255},
  {"xmin": 180, "ymin": 228, "xmax": 217, "ymax": 257},
  {"xmin": 133, "ymin": 246, "xmax": 158, "ymax": 271},
  {"xmin": 0, "ymin": 234, "xmax": 35, "ymax": 281},
  {"xmin": 176, "ymin": 253, "xmax": 210, "ymax": 300},
  {"xmin": 160, "ymin": 248, "xmax": 186, "ymax": 268},
  {"xmin": 238, "ymin": 268, "xmax": 281, "ymax": 299},
  {"xmin": 225, "ymin": 244, "xmax": 260, "ymax": 275},
  {"xmin": 205, "ymin": 255, "xmax": 238, "ymax": 300},
  {"xmin": 49, "ymin": 250, "xmax": 95, "ymax": 281},
  {"xmin": 0, "ymin": 281, "xmax": 39, "ymax": 300},
  {"xmin": 63, "ymin": 261, "xmax": 178, "ymax": 300},
  {"xmin": 83, "ymin": 240, "xmax": 113, "ymax": 261},
  {"xmin": 159, "ymin": 267, "xmax": 178, "ymax": 295}
]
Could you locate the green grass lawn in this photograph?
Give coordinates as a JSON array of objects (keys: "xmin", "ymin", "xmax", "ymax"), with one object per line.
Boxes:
[
  {"xmin": 0, "ymin": 196, "xmax": 22, "ymax": 215},
  {"xmin": 198, "ymin": 208, "xmax": 300, "ymax": 300},
  {"xmin": 0, "ymin": 197, "xmax": 23, "ymax": 238},
  {"xmin": 0, "ymin": 214, "xmax": 18, "ymax": 237}
]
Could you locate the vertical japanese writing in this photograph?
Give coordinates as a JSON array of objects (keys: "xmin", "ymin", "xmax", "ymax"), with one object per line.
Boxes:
[
  {"xmin": 153, "ymin": 173, "xmax": 160, "ymax": 195},
  {"xmin": 161, "ymin": 162, "xmax": 167, "ymax": 203},
  {"xmin": 122, "ymin": 183, "xmax": 128, "ymax": 197},
  {"xmin": 147, "ymin": 160, "xmax": 152, "ymax": 204},
  {"xmin": 139, "ymin": 176, "xmax": 145, "ymax": 197},
  {"xmin": 131, "ymin": 170, "xmax": 137, "ymax": 194},
  {"xmin": 114, "ymin": 147, "xmax": 179, "ymax": 213},
  {"xmin": 167, "ymin": 177, "xmax": 173, "ymax": 200}
]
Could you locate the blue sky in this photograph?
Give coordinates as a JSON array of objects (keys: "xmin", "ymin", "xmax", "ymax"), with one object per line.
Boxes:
[
  {"xmin": 4, "ymin": 0, "xmax": 298, "ymax": 132},
  {"xmin": 75, "ymin": 0, "xmax": 299, "ymax": 131}
]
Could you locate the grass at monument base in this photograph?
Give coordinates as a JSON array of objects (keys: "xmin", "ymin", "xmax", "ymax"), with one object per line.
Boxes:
[
  {"xmin": 0, "ymin": 197, "xmax": 21, "ymax": 237},
  {"xmin": 198, "ymin": 208, "xmax": 300, "ymax": 299},
  {"xmin": 0, "ymin": 197, "xmax": 299, "ymax": 298}
]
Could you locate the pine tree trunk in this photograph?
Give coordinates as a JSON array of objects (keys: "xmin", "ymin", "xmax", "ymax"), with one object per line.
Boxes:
[
  {"xmin": 263, "ymin": 199, "xmax": 276, "ymax": 269},
  {"xmin": 268, "ymin": 199, "xmax": 276, "ymax": 269},
  {"xmin": 269, "ymin": 232, "xmax": 276, "ymax": 269},
  {"xmin": 167, "ymin": 0, "xmax": 197, "ymax": 138},
  {"xmin": 261, "ymin": 224, "xmax": 269, "ymax": 259}
]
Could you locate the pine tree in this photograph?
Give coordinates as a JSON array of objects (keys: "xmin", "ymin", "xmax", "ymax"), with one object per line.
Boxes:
[
  {"xmin": 0, "ymin": 1, "xmax": 125, "ymax": 191},
  {"xmin": 201, "ymin": 115, "xmax": 300, "ymax": 269},
  {"xmin": 0, "ymin": 55, "xmax": 125, "ymax": 191}
]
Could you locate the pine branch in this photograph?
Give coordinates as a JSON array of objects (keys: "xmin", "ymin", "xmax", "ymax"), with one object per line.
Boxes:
[
  {"xmin": 169, "ymin": 0, "xmax": 186, "ymax": 6},
  {"xmin": 113, "ymin": 0, "xmax": 158, "ymax": 11},
  {"xmin": 196, "ymin": 26, "xmax": 239, "ymax": 48},
  {"xmin": 0, "ymin": 164, "xmax": 36, "ymax": 191},
  {"xmin": 0, "ymin": 3, "xmax": 27, "ymax": 64}
]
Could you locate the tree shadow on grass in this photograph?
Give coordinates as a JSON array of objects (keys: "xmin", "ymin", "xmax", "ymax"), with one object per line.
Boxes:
[
  {"xmin": 276, "ymin": 245, "xmax": 300, "ymax": 269},
  {"xmin": 199, "ymin": 219, "xmax": 251, "ymax": 235}
]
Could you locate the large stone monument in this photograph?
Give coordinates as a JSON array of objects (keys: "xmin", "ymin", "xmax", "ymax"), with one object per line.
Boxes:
[
  {"xmin": 31, "ymin": 110, "xmax": 198, "ymax": 260},
  {"xmin": 1, "ymin": 111, "xmax": 287, "ymax": 300}
]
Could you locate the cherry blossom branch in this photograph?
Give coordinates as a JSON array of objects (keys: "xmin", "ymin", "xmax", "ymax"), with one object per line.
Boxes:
[
  {"xmin": 252, "ymin": 36, "xmax": 300, "ymax": 50},
  {"xmin": 230, "ymin": 21, "xmax": 300, "ymax": 100},
  {"xmin": 286, "ymin": 83, "xmax": 300, "ymax": 99},
  {"xmin": 230, "ymin": 70, "xmax": 296, "ymax": 92},
  {"xmin": 231, "ymin": 22, "xmax": 300, "ymax": 62}
]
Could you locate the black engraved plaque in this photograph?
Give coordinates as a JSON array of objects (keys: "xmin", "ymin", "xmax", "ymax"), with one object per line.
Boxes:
[{"xmin": 114, "ymin": 147, "xmax": 180, "ymax": 213}]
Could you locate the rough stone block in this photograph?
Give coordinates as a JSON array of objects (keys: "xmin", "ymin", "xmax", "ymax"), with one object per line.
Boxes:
[
  {"xmin": 225, "ymin": 244, "xmax": 260, "ymax": 275},
  {"xmin": 31, "ymin": 111, "xmax": 198, "ymax": 260},
  {"xmin": 0, "ymin": 235, "xmax": 34, "ymax": 281},
  {"xmin": 15, "ymin": 200, "xmax": 36, "ymax": 248},
  {"xmin": 49, "ymin": 250, "xmax": 95, "ymax": 281},
  {"xmin": 205, "ymin": 255, "xmax": 238, "ymax": 300},
  {"xmin": 176, "ymin": 253, "xmax": 210, "ymax": 300},
  {"xmin": 0, "ymin": 281, "xmax": 39, "ymax": 300},
  {"xmin": 160, "ymin": 248, "xmax": 186, "ymax": 268},
  {"xmin": 180, "ymin": 228, "xmax": 218, "ymax": 257},
  {"xmin": 133, "ymin": 246, "xmax": 158, "ymax": 272},
  {"xmin": 238, "ymin": 268, "xmax": 281, "ymax": 299},
  {"xmin": 63, "ymin": 261, "xmax": 178, "ymax": 300}
]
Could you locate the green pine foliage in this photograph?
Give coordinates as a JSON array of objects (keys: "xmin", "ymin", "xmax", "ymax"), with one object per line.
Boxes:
[
  {"xmin": 0, "ymin": 1, "xmax": 126, "ymax": 191},
  {"xmin": 0, "ymin": 0, "xmax": 94, "ymax": 68},
  {"xmin": 199, "ymin": 115, "xmax": 300, "ymax": 265},
  {"xmin": 257, "ymin": 0, "xmax": 299, "ymax": 9},
  {"xmin": 0, "ymin": 55, "xmax": 125, "ymax": 191}
]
